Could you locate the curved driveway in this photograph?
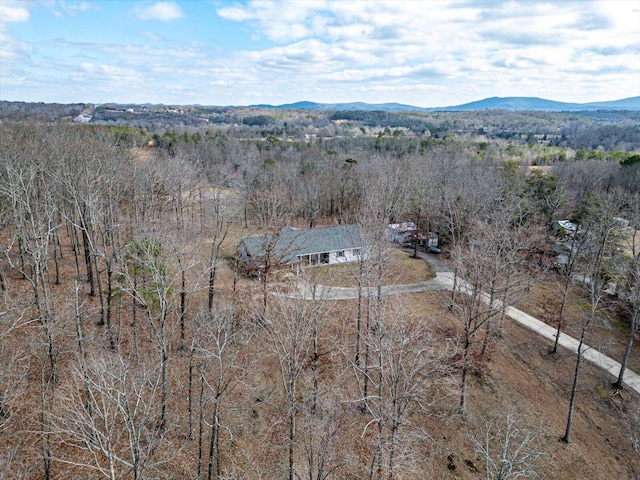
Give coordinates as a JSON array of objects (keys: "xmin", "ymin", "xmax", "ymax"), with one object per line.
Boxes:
[
  {"xmin": 289, "ymin": 258, "xmax": 640, "ymax": 395},
  {"xmin": 292, "ymin": 272, "xmax": 448, "ymax": 301}
]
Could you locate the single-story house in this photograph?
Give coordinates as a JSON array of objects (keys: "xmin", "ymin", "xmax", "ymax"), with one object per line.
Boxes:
[{"xmin": 238, "ymin": 224, "xmax": 367, "ymax": 269}]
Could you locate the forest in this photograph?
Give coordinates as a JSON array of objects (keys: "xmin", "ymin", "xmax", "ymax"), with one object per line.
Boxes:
[{"xmin": 0, "ymin": 104, "xmax": 639, "ymax": 479}]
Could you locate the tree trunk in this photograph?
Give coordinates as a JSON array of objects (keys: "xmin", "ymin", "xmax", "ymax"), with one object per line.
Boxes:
[
  {"xmin": 93, "ymin": 249, "xmax": 106, "ymax": 326},
  {"xmin": 459, "ymin": 333, "xmax": 471, "ymax": 413},
  {"xmin": 312, "ymin": 317, "xmax": 319, "ymax": 415},
  {"xmin": 81, "ymin": 225, "xmax": 95, "ymax": 296},
  {"xmin": 615, "ymin": 316, "xmax": 638, "ymax": 389},
  {"xmin": 208, "ymin": 243, "xmax": 219, "ymax": 314},
  {"xmin": 289, "ymin": 390, "xmax": 296, "ymax": 480},
  {"xmin": 51, "ymin": 230, "xmax": 60, "ymax": 285},
  {"xmin": 197, "ymin": 365, "xmax": 206, "ymax": 479},
  {"xmin": 105, "ymin": 259, "xmax": 116, "ymax": 350},
  {"xmin": 481, "ymin": 285, "xmax": 496, "ymax": 357},
  {"xmin": 207, "ymin": 398, "xmax": 220, "ymax": 480},
  {"xmin": 563, "ymin": 320, "xmax": 590, "ymax": 443},
  {"xmin": 188, "ymin": 348, "xmax": 195, "ymax": 441},
  {"xmin": 69, "ymin": 221, "xmax": 81, "ymax": 280},
  {"xmin": 180, "ymin": 267, "xmax": 187, "ymax": 344},
  {"xmin": 160, "ymin": 342, "xmax": 169, "ymax": 434},
  {"xmin": 355, "ymin": 254, "xmax": 366, "ymax": 367},
  {"xmin": 363, "ymin": 292, "xmax": 372, "ymax": 412},
  {"xmin": 552, "ymin": 276, "xmax": 571, "ymax": 354}
]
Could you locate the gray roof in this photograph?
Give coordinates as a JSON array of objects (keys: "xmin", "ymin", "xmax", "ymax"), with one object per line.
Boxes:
[{"xmin": 238, "ymin": 224, "xmax": 362, "ymax": 265}]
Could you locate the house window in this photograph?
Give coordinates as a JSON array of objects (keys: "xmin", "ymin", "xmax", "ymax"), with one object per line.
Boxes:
[
  {"xmin": 336, "ymin": 250, "xmax": 345, "ymax": 258},
  {"xmin": 298, "ymin": 255, "xmax": 311, "ymax": 265}
]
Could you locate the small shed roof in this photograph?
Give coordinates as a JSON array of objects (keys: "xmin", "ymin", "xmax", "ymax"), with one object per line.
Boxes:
[
  {"xmin": 387, "ymin": 222, "xmax": 417, "ymax": 233},
  {"xmin": 556, "ymin": 220, "xmax": 578, "ymax": 233}
]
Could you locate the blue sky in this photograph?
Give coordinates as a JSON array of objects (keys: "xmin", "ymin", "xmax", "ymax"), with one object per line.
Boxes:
[{"xmin": 1, "ymin": 0, "xmax": 639, "ymax": 107}]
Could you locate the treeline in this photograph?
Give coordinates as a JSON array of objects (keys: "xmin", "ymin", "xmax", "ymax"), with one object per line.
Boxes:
[{"xmin": 2, "ymin": 100, "xmax": 640, "ymax": 152}]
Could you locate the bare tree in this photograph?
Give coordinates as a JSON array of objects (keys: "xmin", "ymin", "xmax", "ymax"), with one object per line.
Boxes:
[
  {"xmin": 358, "ymin": 301, "xmax": 457, "ymax": 479},
  {"xmin": 451, "ymin": 211, "xmax": 532, "ymax": 414},
  {"xmin": 0, "ymin": 298, "xmax": 30, "ymax": 479},
  {"xmin": 263, "ymin": 297, "xmax": 317, "ymax": 480},
  {"xmin": 247, "ymin": 161, "xmax": 295, "ymax": 316},
  {"xmin": 53, "ymin": 354, "xmax": 171, "ymax": 480},
  {"xmin": 563, "ymin": 192, "xmax": 623, "ymax": 443},
  {"xmin": 300, "ymin": 398, "xmax": 345, "ymax": 480},
  {"xmin": 193, "ymin": 308, "xmax": 252, "ymax": 480},
  {"xmin": 206, "ymin": 184, "xmax": 236, "ymax": 314},
  {"xmin": 614, "ymin": 197, "xmax": 640, "ymax": 389},
  {"xmin": 119, "ymin": 236, "xmax": 180, "ymax": 432},
  {"xmin": 621, "ymin": 399, "xmax": 640, "ymax": 458},
  {"xmin": 470, "ymin": 410, "xmax": 549, "ymax": 480},
  {"xmin": 550, "ymin": 220, "xmax": 589, "ymax": 355},
  {"xmin": 355, "ymin": 155, "xmax": 406, "ymax": 412},
  {"xmin": 0, "ymin": 142, "xmax": 61, "ymax": 480}
]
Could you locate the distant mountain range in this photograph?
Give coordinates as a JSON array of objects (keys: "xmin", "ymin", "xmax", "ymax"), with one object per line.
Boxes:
[{"xmin": 253, "ymin": 96, "xmax": 640, "ymax": 112}]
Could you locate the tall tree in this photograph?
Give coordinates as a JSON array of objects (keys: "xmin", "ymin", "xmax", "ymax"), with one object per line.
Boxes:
[
  {"xmin": 192, "ymin": 308, "xmax": 252, "ymax": 480},
  {"xmin": 358, "ymin": 300, "xmax": 456, "ymax": 479},
  {"xmin": 263, "ymin": 297, "xmax": 317, "ymax": 480},
  {"xmin": 119, "ymin": 236, "xmax": 179, "ymax": 433},
  {"xmin": 470, "ymin": 410, "xmax": 549, "ymax": 480},
  {"xmin": 614, "ymin": 196, "xmax": 640, "ymax": 389},
  {"xmin": 563, "ymin": 192, "xmax": 623, "ymax": 443}
]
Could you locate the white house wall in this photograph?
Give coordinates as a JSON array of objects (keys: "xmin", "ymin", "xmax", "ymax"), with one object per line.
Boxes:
[{"xmin": 329, "ymin": 248, "xmax": 361, "ymax": 264}]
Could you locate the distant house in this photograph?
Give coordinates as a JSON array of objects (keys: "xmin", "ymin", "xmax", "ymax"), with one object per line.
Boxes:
[
  {"xmin": 73, "ymin": 113, "xmax": 92, "ymax": 123},
  {"xmin": 238, "ymin": 224, "xmax": 367, "ymax": 269},
  {"xmin": 613, "ymin": 217, "xmax": 630, "ymax": 229},
  {"xmin": 384, "ymin": 222, "xmax": 438, "ymax": 247},
  {"xmin": 554, "ymin": 220, "xmax": 579, "ymax": 237},
  {"xmin": 385, "ymin": 222, "xmax": 417, "ymax": 244}
]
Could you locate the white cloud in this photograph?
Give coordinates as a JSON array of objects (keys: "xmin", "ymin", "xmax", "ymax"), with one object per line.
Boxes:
[
  {"xmin": 134, "ymin": 1, "xmax": 184, "ymax": 21},
  {"xmin": 0, "ymin": 31, "xmax": 32, "ymax": 62},
  {"xmin": 71, "ymin": 62, "xmax": 144, "ymax": 86},
  {"xmin": 0, "ymin": 3, "xmax": 30, "ymax": 24},
  {"xmin": 2, "ymin": 0, "xmax": 638, "ymax": 105},
  {"xmin": 0, "ymin": 2, "xmax": 32, "ymax": 81},
  {"xmin": 211, "ymin": 0, "xmax": 638, "ymax": 104},
  {"xmin": 57, "ymin": 1, "xmax": 101, "ymax": 16}
]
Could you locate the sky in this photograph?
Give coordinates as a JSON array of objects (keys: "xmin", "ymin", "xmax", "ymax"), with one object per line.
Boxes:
[{"xmin": 1, "ymin": 0, "xmax": 639, "ymax": 107}]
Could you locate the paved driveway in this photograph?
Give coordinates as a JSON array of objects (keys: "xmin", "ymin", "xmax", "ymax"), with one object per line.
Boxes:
[{"xmin": 289, "ymin": 261, "xmax": 640, "ymax": 395}]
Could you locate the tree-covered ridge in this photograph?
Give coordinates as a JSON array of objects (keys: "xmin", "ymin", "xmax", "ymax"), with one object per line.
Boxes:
[{"xmin": 2, "ymin": 100, "xmax": 640, "ymax": 152}]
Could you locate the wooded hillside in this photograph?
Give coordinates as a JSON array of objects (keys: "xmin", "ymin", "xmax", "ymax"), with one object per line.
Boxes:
[{"xmin": 0, "ymin": 117, "xmax": 639, "ymax": 479}]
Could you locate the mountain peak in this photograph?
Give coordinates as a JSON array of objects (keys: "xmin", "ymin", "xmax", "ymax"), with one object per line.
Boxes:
[{"xmin": 255, "ymin": 96, "xmax": 640, "ymax": 112}]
